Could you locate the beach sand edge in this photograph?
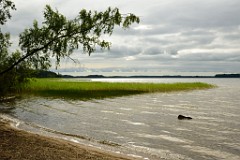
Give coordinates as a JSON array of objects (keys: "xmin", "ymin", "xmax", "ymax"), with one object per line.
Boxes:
[{"xmin": 0, "ymin": 118, "xmax": 136, "ymax": 160}]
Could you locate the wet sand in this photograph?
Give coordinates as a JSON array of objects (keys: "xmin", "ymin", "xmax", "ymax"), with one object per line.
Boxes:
[{"xmin": 0, "ymin": 119, "xmax": 134, "ymax": 160}]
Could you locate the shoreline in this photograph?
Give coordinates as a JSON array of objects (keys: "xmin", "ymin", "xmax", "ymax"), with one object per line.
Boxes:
[{"xmin": 0, "ymin": 117, "xmax": 136, "ymax": 160}]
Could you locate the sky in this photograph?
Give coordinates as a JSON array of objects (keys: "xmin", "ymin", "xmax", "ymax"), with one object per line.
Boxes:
[{"xmin": 2, "ymin": 0, "xmax": 240, "ymax": 76}]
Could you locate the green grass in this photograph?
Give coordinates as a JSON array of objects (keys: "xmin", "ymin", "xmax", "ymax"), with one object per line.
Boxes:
[{"xmin": 22, "ymin": 78, "xmax": 215, "ymax": 100}]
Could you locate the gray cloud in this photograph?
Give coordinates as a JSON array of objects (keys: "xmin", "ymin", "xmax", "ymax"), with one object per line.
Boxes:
[
  {"xmin": 144, "ymin": 0, "xmax": 240, "ymax": 27},
  {"xmin": 2, "ymin": 0, "xmax": 240, "ymax": 76}
]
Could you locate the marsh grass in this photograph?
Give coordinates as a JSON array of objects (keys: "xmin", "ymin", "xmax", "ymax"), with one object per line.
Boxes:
[{"xmin": 22, "ymin": 78, "xmax": 215, "ymax": 99}]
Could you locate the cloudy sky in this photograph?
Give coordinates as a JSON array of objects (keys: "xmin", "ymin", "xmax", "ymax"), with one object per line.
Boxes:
[{"xmin": 3, "ymin": 0, "xmax": 240, "ymax": 76}]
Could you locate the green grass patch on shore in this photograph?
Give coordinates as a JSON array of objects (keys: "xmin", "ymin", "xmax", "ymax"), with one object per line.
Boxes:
[{"xmin": 22, "ymin": 78, "xmax": 215, "ymax": 99}]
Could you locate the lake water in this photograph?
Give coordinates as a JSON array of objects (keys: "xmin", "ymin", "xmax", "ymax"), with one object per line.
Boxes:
[{"xmin": 1, "ymin": 78, "xmax": 240, "ymax": 160}]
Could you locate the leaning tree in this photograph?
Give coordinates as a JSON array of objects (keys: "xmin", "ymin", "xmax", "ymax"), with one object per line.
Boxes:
[{"xmin": 0, "ymin": 0, "xmax": 139, "ymax": 95}]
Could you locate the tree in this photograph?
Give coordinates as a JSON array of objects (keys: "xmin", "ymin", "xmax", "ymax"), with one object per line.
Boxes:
[
  {"xmin": 1, "ymin": 5, "xmax": 140, "ymax": 75},
  {"xmin": 0, "ymin": 0, "xmax": 15, "ymax": 59},
  {"xmin": 0, "ymin": 0, "xmax": 25, "ymax": 95},
  {"xmin": 0, "ymin": 1, "xmax": 139, "ymax": 95},
  {"xmin": 0, "ymin": 0, "xmax": 15, "ymax": 24}
]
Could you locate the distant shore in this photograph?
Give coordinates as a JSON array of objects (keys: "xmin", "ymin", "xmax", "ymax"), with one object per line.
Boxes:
[
  {"xmin": 0, "ymin": 117, "xmax": 134, "ymax": 160},
  {"xmin": 33, "ymin": 70, "xmax": 240, "ymax": 78}
]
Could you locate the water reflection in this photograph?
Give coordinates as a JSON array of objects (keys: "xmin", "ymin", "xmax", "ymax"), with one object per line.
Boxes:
[{"xmin": 1, "ymin": 78, "xmax": 240, "ymax": 160}]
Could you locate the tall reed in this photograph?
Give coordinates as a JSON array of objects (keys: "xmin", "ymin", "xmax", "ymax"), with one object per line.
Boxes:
[{"xmin": 22, "ymin": 78, "xmax": 215, "ymax": 99}]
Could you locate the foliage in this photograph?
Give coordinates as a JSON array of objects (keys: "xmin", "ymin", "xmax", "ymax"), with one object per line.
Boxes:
[
  {"xmin": 0, "ymin": 50, "xmax": 32, "ymax": 95},
  {"xmin": 0, "ymin": 0, "xmax": 15, "ymax": 60},
  {"xmin": 1, "ymin": 5, "xmax": 140, "ymax": 75},
  {"xmin": 22, "ymin": 79, "xmax": 215, "ymax": 100},
  {"xmin": 0, "ymin": 0, "xmax": 15, "ymax": 25},
  {"xmin": 0, "ymin": 0, "xmax": 16, "ymax": 69},
  {"xmin": 0, "ymin": 0, "xmax": 26, "ymax": 96}
]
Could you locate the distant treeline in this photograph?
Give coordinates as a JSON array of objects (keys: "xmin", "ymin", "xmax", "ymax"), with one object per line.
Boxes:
[
  {"xmin": 32, "ymin": 70, "xmax": 240, "ymax": 78},
  {"xmin": 33, "ymin": 70, "xmax": 61, "ymax": 78},
  {"xmin": 214, "ymin": 74, "xmax": 240, "ymax": 78}
]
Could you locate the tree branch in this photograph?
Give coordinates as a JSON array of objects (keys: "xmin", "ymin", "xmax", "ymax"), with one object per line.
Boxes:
[
  {"xmin": 0, "ymin": 6, "xmax": 139, "ymax": 76},
  {"xmin": 0, "ymin": 39, "xmax": 55, "ymax": 76}
]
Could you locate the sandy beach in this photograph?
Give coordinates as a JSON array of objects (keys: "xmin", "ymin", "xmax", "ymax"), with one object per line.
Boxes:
[{"xmin": 0, "ymin": 118, "xmax": 135, "ymax": 160}]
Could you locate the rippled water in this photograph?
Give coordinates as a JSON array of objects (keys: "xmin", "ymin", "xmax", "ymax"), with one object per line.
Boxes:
[{"xmin": 1, "ymin": 78, "xmax": 240, "ymax": 160}]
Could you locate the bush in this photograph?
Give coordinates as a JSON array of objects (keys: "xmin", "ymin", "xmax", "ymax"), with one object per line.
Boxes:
[{"xmin": 0, "ymin": 51, "xmax": 31, "ymax": 96}]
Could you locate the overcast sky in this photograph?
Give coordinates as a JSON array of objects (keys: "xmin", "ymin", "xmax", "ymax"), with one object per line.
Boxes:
[{"xmin": 3, "ymin": 0, "xmax": 240, "ymax": 76}]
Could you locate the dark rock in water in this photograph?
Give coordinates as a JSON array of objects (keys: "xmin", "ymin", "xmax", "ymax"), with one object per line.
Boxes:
[{"xmin": 178, "ymin": 115, "xmax": 192, "ymax": 120}]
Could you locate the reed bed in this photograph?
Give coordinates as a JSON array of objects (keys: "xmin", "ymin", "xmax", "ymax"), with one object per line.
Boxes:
[{"xmin": 22, "ymin": 78, "xmax": 215, "ymax": 99}]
